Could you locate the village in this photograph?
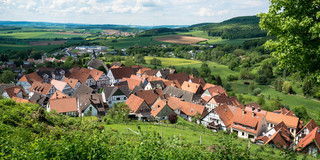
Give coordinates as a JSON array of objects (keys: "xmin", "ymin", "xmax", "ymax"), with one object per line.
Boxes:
[{"xmin": 0, "ymin": 50, "xmax": 319, "ymax": 157}]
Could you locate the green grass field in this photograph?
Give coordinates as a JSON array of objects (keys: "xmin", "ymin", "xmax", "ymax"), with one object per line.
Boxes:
[
  {"xmin": 231, "ymin": 81, "xmax": 320, "ymax": 119},
  {"xmin": 0, "ymin": 32, "xmax": 88, "ymax": 39},
  {"xmin": 177, "ymin": 30, "xmax": 255, "ymax": 45},
  {"xmin": 144, "ymin": 56, "xmax": 238, "ymax": 79}
]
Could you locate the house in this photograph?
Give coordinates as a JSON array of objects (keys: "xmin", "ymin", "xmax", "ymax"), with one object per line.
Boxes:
[
  {"xmin": 50, "ymin": 90, "xmax": 70, "ymax": 100},
  {"xmin": 37, "ymin": 68, "xmax": 53, "ymax": 83},
  {"xmin": 144, "ymin": 80, "xmax": 165, "ymax": 90},
  {"xmin": 273, "ymin": 107, "xmax": 296, "ymax": 117},
  {"xmin": 12, "ymin": 97, "xmax": 32, "ymax": 103},
  {"xmin": 1, "ymin": 86, "xmax": 28, "ymax": 99},
  {"xmin": 297, "ymin": 127, "xmax": 320, "ymax": 157},
  {"xmin": 122, "ymin": 78, "xmax": 143, "ymax": 90},
  {"xmin": 202, "ymin": 104, "xmax": 234, "ymax": 132},
  {"xmin": 78, "ymin": 93, "xmax": 106, "ymax": 117},
  {"xmin": 125, "ymin": 94, "xmax": 152, "ymax": 120},
  {"xmin": 129, "ymin": 75, "xmax": 148, "ymax": 87},
  {"xmin": 52, "ymin": 68, "xmax": 69, "ymax": 80},
  {"xmin": 256, "ymin": 122, "xmax": 293, "ymax": 149},
  {"xmin": 29, "ymin": 81, "xmax": 56, "ymax": 98},
  {"xmin": 136, "ymin": 68, "xmax": 151, "ymax": 76},
  {"xmin": 62, "ymin": 78, "xmax": 81, "ymax": 93},
  {"xmin": 162, "ymin": 86, "xmax": 194, "ymax": 103},
  {"xmin": 72, "ymin": 84, "xmax": 94, "ymax": 97},
  {"xmin": 203, "ymin": 83, "xmax": 216, "ymax": 90},
  {"xmin": 167, "ymin": 96, "xmax": 207, "ymax": 122},
  {"xmin": 265, "ymin": 111, "xmax": 300, "ymax": 136},
  {"xmin": 16, "ymin": 72, "xmax": 43, "ymax": 93},
  {"xmin": 102, "ymin": 86, "xmax": 129, "ymax": 108},
  {"xmin": 131, "ymin": 65, "xmax": 143, "ymax": 73},
  {"xmin": 29, "ymin": 92, "xmax": 48, "ymax": 107},
  {"xmin": 111, "ymin": 62, "xmax": 125, "ymax": 68},
  {"xmin": 167, "ymin": 73, "xmax": 190, "ymax": 87},
  {"xmin": 107, "ymin": 67, "xmax": 135, "ymax": 85},
  {"xmin": 150, "ymin": 99, "xmax": 174, "ymax": 120},
  {"xmin": 0, "ymin": 84, "xmax": 15, "ymax": 96},
  {"xmin": 201, "ymin": 85, "xmax": 227, "ymax": 99},
  {"xmin": 204, "ymin": 93, "xmax": 231, "ymax": 111},
  {"xmin": 156, "ymin": 68, "xmax": 175, "ymax": 79},
  {"xmin": 189, "ymin": 77, "xmax": 206, "ymax": 88},
  {"xmin": 87, "ymin": 59, "xmax": 108, "ymax": 73},
  {"xmin": 135, "ymin": 90, "xmax": 159, "ymax": 107},
  {"xmin": 68, "ymin": 68, "xmax": 96, "ymax": 87},
  {"xmin": 295, "ymin": 119, "xmax": 318, "ymax": 144},
  {"xmin": 90, "ymin": 68, "xmax": 109, "ymax": 89},
  {"xmin": 143, "ymin": 69, "xmax": 159, "ymax": 77},
  {"xmin": 51, "ymin": 79, "xmax": 73, "ymax": 96},
  {"xmin": 230, "ymin": 108, "xmax": 267, "ymax": 141},
  {"xmin": 47, "ymin": 97, "xmax": 78, "ymax": 116},
  {"xmin": 181, "ymin": 81, "xmax": 203, "ymax": 95}
]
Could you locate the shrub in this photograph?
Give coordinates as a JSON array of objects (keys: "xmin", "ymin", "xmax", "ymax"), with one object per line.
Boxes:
[
  {"xmin": 282, "ymin": 81, "xmax": 293, "ymax": 94},
  {"xmin": 168, "ymin": 112, "xmax": 178, "ymax": 124},
  {"xmin": 253, "ymin": 88, "xmax": 262, "ymax": 96}
]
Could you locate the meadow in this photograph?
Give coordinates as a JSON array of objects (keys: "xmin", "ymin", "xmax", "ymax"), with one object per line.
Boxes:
[
  {"xmin": 0, "ymin": 31, "xmax": 88, "ymax": 39},
  {"xmin": 143, "ymin": 56, "xmax": 238, "ymax": 79}
]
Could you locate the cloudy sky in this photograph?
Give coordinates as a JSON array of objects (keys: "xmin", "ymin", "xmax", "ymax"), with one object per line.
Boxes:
[{"xmin": 0, "ymin": 0, "xmax": 269, "ymax": 26}]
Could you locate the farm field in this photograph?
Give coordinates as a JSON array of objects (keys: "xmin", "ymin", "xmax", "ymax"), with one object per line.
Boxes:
[
  {"xmin": 0, "ymin": 31, "xmax": 88, "ymax": 39},
  {"xmin": 177, "ymin": 30, "xmax": 256, "ymax": 45},
  {"xmin": 154, "ymin": 35, "xmax": 207, "ymax": 44}
]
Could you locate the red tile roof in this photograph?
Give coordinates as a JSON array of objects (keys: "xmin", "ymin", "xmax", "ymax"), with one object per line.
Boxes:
[
  {"xmin": 181, "ymin": 81, "xmax": 200, "ymax": 94},
  {"xmin": 125, "ymin": 94, "xmax": 146, "ymax": 113},
  {"xmin": 265, "ymin": 111, "xmax": 300, "ymax": 129},
  {"xmin": 122, "ymin": 78, "xmax": 142, "ymax": 90},
  {"xmin": 297, "ymin": 119, "xmax": 317, "ymax": 136},
  {"xmin": 51, "ymin": 79, "xmax": 68, "ymax": 91},
  {"xmin": 68, "ymin": 68, "xmax": 92, "ymax": 83},
  {"xmin": 214, "ymin": 104, "xmax": 234, "ymax": 127},
  {"xmin": 49, "ymin": 97, "xmax": 78, "ymax": 113},
  {"xmin": 231, "ymin": 108, "xmax": 264, "ymax": 134},
  {"xmin": 150, "ymin": 99, "xmax": 171, "ymax": 117},
  {"xmin": 29, "ymin": 81, "xmax": 54, "ymax": 95},
  {"xmin": 18, "ymin": 72, "xmax": 43, "ymax": 84},
  {"xmin": 4, "ymin": 86, "xmax": 27, "ymax": 98},
  {"xmin": 136, "ymin": 90, "xmax": 159, "ymax": 106},
  {"xmin": 111, "ymin": 67, "xmax": 135, "ymax": 79},
  {"xmin": 62, "ymin": 78, "xmax": 79, "ymax": 89},
  {"xmin": 203, "ymin": 83, "xmax": 216, "ymax": 90},
  {"xmin": 167, "ymin": 96, "xmax": 206, "ymax": 117},
  {"xmin": 207, "ymin": 85, "xmax": 228, "ymax": 97},
  {"xmin": 167, "ymin": 73, "xmax": 189, "ymax": 86},
  {"xmin": 297, "ymin": 127, "xmax": 320, "ymax": 151},
  {"xmin": 50, "ymin": 90, "xmax": 69, "ymax": 100},
  {"xmin": 12, "ymin": 97, "xmax": 32, "ymax": 103},
  {"xmin": 137, "ymin": 68, "xmax": 151, "ymax": 75},
  {"xmin": 190, "ymin": 78, "xmax": 206, "ymax": 88},
  {"xmin": 90, "ymin": 68, "xmax": 104, "ymax": 81}
]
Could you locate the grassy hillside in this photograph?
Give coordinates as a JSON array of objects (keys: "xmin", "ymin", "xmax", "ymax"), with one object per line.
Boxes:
[{"xmin": 0, "ymin": 99, "xmax": 316, "ymax": 159}]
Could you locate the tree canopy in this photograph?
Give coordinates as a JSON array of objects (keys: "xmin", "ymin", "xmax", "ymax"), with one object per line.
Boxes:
[{"xmin": 259, "ymin": 0, "xmax": 320, "ymax": 79}]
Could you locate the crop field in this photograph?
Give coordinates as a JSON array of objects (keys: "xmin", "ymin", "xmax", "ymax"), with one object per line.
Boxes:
[
  {"xmin": 0, "ymin": 31, "xmax": 88, "ymax": 39},
  {"xmin": 154, "ymin": 35, "xmax": 208, "ymax": 44},
  {"xmin": 144, "ymin": 56, "xmax": 238, "ymax": 78},
  {"xmin": 177, "ymin": 30, "xmax": 256, "ymax": 45}
]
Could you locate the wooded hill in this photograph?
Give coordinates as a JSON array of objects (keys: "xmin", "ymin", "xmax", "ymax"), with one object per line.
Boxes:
[{"xmin": 189, "ymin": 16, "xmax": 267, "ymax": 39}]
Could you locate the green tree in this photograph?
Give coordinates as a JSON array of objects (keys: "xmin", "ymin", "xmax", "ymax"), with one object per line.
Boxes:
[
  {"xmin": 124, "ymin": 58, "xmax": 135, "ymax": 67},
  {"xmin": 257, "ymin": 95, "xmax": 265, "ymax": 106},
  {"xmin": 98, "ymin": 65, "xmax": 107, "ymax": 73},
  {"xmin": 282, "ymin": 81, "xmax": 293, "ymax": 94},
  {"xmin": 259, "ymin": 0, "xmax": 320, "ymax": 78},
  {"xmin": 134, "ymin": 54, "xmax": 146, "ymax": 64},
  {"xmin": 274, "ymin": 79, "xmax": 284, "ymax": 92},
  {"xmin": 0, "ymin": 70, "xmax": 15, "ymax": 83},
  {"xmin": 292, "ymin": 105, "xmax": 310, "ymax": 122},
  {"xmin": 248, "ymin": 82, "xmax": 255, "ymax": 93},
  {"xmin": 302, "ymin": 79, "xmax": 313, "ymax": 96},
  {"xmin": 150, "ymin": 58, "xmax": 161, "ymax": 66}
]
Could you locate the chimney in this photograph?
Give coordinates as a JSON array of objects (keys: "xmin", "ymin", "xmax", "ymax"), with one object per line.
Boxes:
[
  {"xmin": 90, "ymin": 94, "xmax": 93, "ymax": 99},
  {"xmin": 252, "ymin": 112, "xmax": 255, "ymax": 117},
  {"xmin": 242, "ymin": 109, "xmax": 245, "ymax": 115}
]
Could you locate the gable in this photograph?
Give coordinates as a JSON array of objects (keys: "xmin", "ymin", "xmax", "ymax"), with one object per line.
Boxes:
[{"xmin": 113, "ymin": 89, "xmax": 125, "ymax": 96}]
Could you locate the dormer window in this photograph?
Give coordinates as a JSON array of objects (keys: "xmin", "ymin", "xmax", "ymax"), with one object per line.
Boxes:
[{"xmin": 190, "ymin": 109, "xmax": 194, "ymax": 113}]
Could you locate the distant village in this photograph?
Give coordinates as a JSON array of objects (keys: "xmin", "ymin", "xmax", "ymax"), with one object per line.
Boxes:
[{"xmin": 0, "ymin": 48, "xmax": 319, "ymax": 157}]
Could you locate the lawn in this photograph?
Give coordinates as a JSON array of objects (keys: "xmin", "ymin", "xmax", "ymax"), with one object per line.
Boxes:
[{"xmin": 144, "ymin": 56, "xmax": 238, "ymax": 79}]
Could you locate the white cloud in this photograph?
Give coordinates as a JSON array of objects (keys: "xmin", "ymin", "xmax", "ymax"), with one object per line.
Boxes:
[{"xmin": 195, "ymin": 7, "xmax": 229, "ymax": 17}]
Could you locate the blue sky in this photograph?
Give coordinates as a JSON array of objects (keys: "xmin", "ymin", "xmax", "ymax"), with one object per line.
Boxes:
[{"xmin": 0, "ymin": 0, "xmax": 269, "ymax": 26}]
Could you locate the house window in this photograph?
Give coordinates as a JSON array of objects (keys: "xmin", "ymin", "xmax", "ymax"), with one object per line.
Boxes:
[
  {"xmin": 117, "ymin": 97, "xmax": 120, "ymax": 100},
  {"xmin": 124, "ymin": 97, "xmax": 127, "ymax": 100},
  {"xmin": 242, "ymin": 132, "xmax": 245, "ymax": 136},
  {"xmin": 90, "ymin": 107, "xmax": 92, "ymax": 111},
  {"xmin": 109, "ymin": 101, "xmax": 112, "ymax": 104}
]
